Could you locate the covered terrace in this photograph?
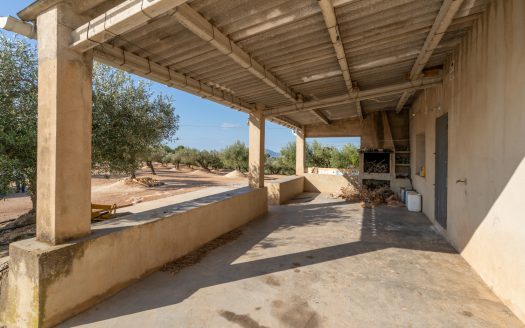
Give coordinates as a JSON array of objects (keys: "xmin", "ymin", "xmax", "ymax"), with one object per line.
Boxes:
[{"xmin": 0, "ymin": 0, "xmax": 524, "ymax": 326}]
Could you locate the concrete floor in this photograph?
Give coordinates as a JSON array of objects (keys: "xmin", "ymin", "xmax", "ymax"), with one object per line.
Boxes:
[{"xmin": 60, "ymin": 193, "xmax": 523, "ymax": 328}]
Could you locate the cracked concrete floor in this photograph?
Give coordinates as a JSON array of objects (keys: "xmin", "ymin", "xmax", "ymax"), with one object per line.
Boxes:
[{"xmin": 60, "ymin": 193, "xmax": 523, "ymax": 328}]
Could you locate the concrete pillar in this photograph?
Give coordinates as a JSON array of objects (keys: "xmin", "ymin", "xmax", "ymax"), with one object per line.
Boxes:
[
  {"xmin": 36, "ymin": 4, "xmax": 93, "ymax": 244},
  {"xmin": 248, "ymin": 109, "xmax": 265, "ymax": 188},
  {"xmin": 296, "ymin": 127, "xmax": 306, "ymax": 175}
]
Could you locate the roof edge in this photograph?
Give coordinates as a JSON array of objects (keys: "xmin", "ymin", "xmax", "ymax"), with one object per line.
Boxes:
[{"xmin": 18, "ymin": 0, "xmax": 65, "ymax": 21}]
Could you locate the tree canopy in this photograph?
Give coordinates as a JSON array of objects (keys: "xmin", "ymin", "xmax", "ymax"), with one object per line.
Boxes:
[
  {"xmin": 221, "ymin": 141, "xmax": 249, "ymax": 172},
  {"xmin": 0, "ymin": 35, "xmax": 179, "ymax": 209},
  {"xmin": 0, "ymin": 35, "xmax": 38, "ymax": 207},
  {"xmin": 264, "ymin": 140, "xmax": 359, "ymax": 175},
  {"xmin": 91, "ymin": 63, "xmax": 179, "ymax": 178}
]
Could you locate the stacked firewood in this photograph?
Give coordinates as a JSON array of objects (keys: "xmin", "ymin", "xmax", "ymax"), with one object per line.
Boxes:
[
  {"xmin": 337, "ymin": 176, "xmax": 402, "ymax": 208},
  {"xmin": 364, "ymin": 160, "xmax": 389, "ymax": 173}
]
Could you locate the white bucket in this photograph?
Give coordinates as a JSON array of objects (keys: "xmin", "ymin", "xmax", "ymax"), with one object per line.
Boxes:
[{"xmin": 407, "ymin": 191, "xmax": 422, "ymax": 212}]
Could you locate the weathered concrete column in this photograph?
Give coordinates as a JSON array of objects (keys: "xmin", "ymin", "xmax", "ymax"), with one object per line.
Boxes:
[
  {"xmin": 296, "ymin": 127, "xmax": 306, "ymax": 175},
  {"xmin": 248, "ymin": 109, "xmax": 265, "ymax": 188},
  {"xmin": 36, "ymin": 4, "xmax": 93, "ymax": 244}
]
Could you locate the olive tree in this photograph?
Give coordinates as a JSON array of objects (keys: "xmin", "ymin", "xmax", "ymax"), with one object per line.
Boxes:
[
  {"xmin": 221, "ymin": 141, "xmax": 248, "ymax": 172},
  {"xmin": 92, "ymin": 64, "xmax": 179, "ymax": 178},
  {"xmin": 0, "ymin": 35, "xmax": 38, "ymax": 208},
  {"xmin": 0, "ymin": 35, "xmax": 180, "ymax": 214}
]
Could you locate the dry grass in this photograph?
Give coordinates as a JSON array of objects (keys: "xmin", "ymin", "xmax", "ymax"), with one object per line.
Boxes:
[
  {"xmin": 127, "ymin": 177, "xmax": 165, "ymax": 187},
  {"xmin": 161, "ymin": 228, "xmax": 243, "ymax": 275}
]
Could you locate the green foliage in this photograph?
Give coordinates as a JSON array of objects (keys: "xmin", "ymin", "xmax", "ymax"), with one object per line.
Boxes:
[
  {"xmin": 195, "ymin": 150, "xmax": 223, "ymax": 170},
  {"xmin": 92, "ymin": 63, "xmax": 179, "ymax": 177},
  {"xmin": 145, "ymin": 145, "xmax": 169, "ymax": 165},
  {"xmin": 307, "ymin": 140, "xmax": 359, "ymax": 170},
  {"xmin": 264, "ymin": 140, "xmax": 359, "ymax": 175},
  {"xmin": 308, "ymin": 140, "xmax": 332, "ymax": 167},
  {"xmin": 0, "ymin": 36, "xmax": 179, "ymax": 208},
  {"xmin": 265, "ymin": 142, "xmax": 296, "ymax": 175},
  {"xmin": 178, "ymin": 147, "xmax": 199, "ymax": 168},
  {"xmin": 330, "ymin": 144, "xmax": 359, "ymax": 169},
  {"xmin": 221, "ymin": 141, "xmax": 248, "ymax": 172},
  {"xmin": 0, "ymin": 35, "xmax": 38, "ymax": 207}
]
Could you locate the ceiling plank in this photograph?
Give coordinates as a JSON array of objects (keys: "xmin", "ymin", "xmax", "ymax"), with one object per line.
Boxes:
[
  {"xmin": 395, "ymin": 0, "xmax": 465, "ymax": 113},
  {"xmin": 172, "ymin": 3, "xmax": 300, "ymax": 103}
]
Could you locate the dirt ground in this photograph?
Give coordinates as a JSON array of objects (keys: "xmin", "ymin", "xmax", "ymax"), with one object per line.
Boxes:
[
  {"xmin": 0, "ymin": 165, "xmax": 282, "ymax": 257},
  {"xmin": 0, "ymin": 165, "xmax": 254, "ymax": 224}
]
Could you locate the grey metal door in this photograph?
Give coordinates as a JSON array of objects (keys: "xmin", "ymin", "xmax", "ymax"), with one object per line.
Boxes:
[{"xmin": 435, "ymin": 114, "xmax": 448, "ymax": 229}]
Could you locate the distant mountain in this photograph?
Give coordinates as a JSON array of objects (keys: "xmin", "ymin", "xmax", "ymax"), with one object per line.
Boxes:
[{"xmin": 266, "ymin": 149, "xmax": 280, "ymax": 158}]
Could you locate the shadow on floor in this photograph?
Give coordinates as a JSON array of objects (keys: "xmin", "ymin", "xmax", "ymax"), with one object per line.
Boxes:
[{"xmin": 61, "ymin": 193, "xmax": 458, "ymax": 326}]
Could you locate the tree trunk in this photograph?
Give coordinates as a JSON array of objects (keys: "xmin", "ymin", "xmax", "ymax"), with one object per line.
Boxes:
[
  {"xmin": 30, "ymin": 191, "xmax": 37, "ymax": 212},
  {"xmin": 146, "ymin": 161, "xmax": 156, "ymax": 175},
  {"xmin": 130, "ymin": 171, "xmax": 136, "ymax": 179},
  {"xmin": 176, "ymin": 162, "xmax": 180, "ymax": 170}
]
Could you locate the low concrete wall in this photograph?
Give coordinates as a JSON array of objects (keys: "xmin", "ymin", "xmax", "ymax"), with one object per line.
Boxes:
[
  {"xmin": 1, "ymin": 187, "xmax": 268, "ymax": 328},
  {"xmin": 303, "ymin": 173, "xmax": 351, "ymax": 194},
  {"xmin": 266, "ymin": 176, "xmax": 304, "ymax": 205}
]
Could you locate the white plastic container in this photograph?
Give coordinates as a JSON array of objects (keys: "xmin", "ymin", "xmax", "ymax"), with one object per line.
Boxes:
[
  {"xmin": 406, "ymin": 191, "xmax": 422, "ymax": 212},
  {"xmin": 402, "ymin": 188, "xmax": 413, "ymax": 203}
]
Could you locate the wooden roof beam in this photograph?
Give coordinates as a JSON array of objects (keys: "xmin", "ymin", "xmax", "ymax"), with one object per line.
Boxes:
[
  {"xmin": 396, "ymin": 0, "xmax": 464, "ymax": 113},
  {"xmin": 173, "ymin": 3, "xmax": 300, "ymax": 103}
]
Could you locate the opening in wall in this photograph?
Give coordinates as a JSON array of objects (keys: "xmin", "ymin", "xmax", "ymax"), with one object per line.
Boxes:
[{"xmin": 415, "ymin": 133, "xmax": 426, "ymax": 177}]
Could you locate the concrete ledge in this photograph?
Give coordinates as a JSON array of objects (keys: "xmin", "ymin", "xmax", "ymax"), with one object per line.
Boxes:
[
  {"xmin": 1, "ymin": 187, "xmax": 268, "ymax": 328},
  {"xmin": 266, "ymin": 176, "xmax": 304, "ymax": 205},
  {"xmin": 303, "ymin": 173, "xmax": 352, "ymax": 194}
]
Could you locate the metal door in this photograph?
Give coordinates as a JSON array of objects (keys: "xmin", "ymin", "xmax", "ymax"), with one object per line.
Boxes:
[{"xmin": 435, "ymin": 114, "xmax": 448, "ymax": 229}]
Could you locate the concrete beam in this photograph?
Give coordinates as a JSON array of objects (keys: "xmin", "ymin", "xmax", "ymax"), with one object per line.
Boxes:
[
  {"xmin": 93, "ymin": 44, "xmax": 258, "ymax": 114},
  {"xmin": 269, "ymin": 116, "xmax": 301, "ymax": 130},
  {"xmin": 265, "ymin": 76, "xmax": 442, "ymax": 117},
  {"xmin": 36, "ymin": 4, "xmax": 93, "ymax": 244},
  {"xmin": 318, "ymin": 0, "xmax": 364, "ymax": 120},
  {"xmin": 396, "ymin": 0, "xmax": 464, "ymax": 112},
  {"xmin": 311, "ymin": 109, "xmax": 331, "ymax": 125},
  {"xmin": 355, "ymin": 101, "xmax": 363, "ymax": 122},
  {"xmin": 71, "ymin": 0, "xmax": 189, "ymax": 52},
  {"xmin": 173, "ymin": 3, "xmax": 300, "ymax": 103},
  {"xmin": 0, "ymin": 16, "xmax": 36, "ymax": 39},
  {"xmin": 248, "ymin": 108, "xmax": 265, "ymax": 189}
]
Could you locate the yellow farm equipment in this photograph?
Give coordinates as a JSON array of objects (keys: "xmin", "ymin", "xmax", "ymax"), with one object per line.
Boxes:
[{"xmin": 90, "ymin": 203, "xmax": 117, "ymax": 221}]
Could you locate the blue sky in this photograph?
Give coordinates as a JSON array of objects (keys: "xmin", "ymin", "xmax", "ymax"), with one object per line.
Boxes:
[{"xmin": 1, "ymin": 1, "xmax": 360, "ymax": 152}]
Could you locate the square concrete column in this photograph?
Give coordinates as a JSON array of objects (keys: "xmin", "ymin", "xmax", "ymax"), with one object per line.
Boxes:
[
  {"xmin": 248, "ymin": 109, "xmax": 265, "ymax": 188},
  {"xmin": 36, "ymin": 4, "xmax": 93, "ymax": 244},
  {"xmin": 296, "ymin": 127, "xmax": 306, "ymax": 175}
]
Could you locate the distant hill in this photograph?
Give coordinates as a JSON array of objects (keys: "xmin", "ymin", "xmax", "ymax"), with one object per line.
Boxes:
[{"xmin": 266, "ymin": 149, "xmax": 280, "ymax": 158}]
